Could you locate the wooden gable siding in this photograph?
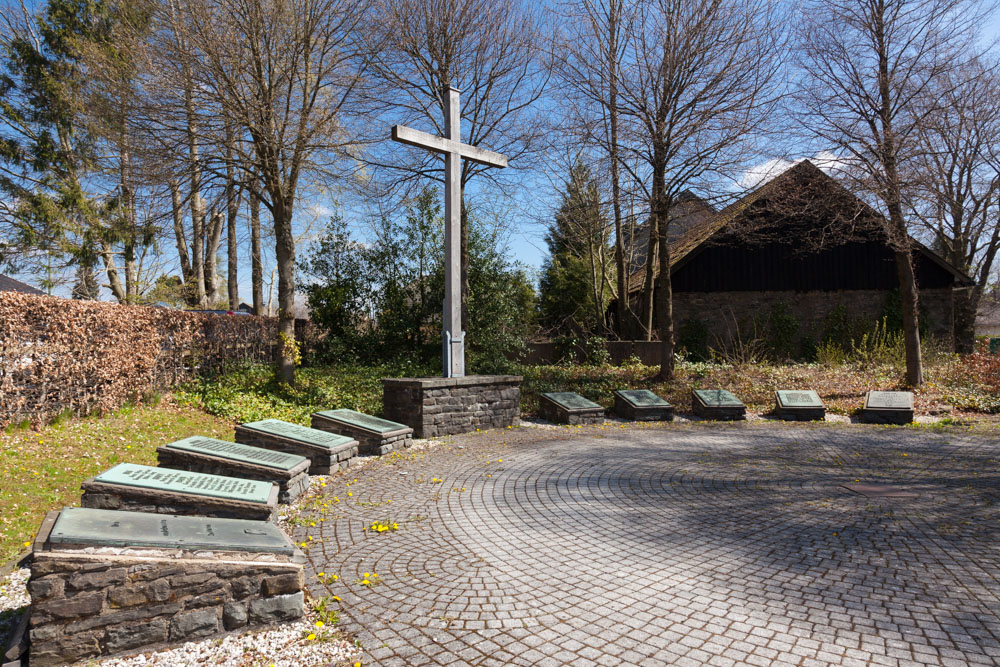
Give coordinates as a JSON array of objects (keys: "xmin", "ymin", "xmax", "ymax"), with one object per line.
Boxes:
[{"xmin": 671, "ymin": 239, "xmax": 958, "ymax": 293}]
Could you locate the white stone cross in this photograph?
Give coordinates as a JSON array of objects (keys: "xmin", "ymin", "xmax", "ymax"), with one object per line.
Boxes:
[{"xmin": 391, "ymin": 86, "xmax": 508, "ymax": 378}]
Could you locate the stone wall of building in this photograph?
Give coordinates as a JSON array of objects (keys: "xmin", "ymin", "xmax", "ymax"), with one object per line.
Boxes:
[
  {"xmin": 382, "ymin": 375, "xmax": 521, "ymax": 439},
  {"xmin": 28, "ymin": 549, "xmax": 304, "ymax": 665},
  {"xmin": 670, "ymin": 288, "xmax": 955, "ymax": 349}
]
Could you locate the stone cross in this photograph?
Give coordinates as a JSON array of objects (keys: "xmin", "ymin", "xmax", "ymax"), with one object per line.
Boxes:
[{"xmin": 391, "ymin": 86, "xmax": 508, "ymax": 377}]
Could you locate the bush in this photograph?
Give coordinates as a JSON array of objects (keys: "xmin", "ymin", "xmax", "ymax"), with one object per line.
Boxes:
[{"xmin": 677, "ymin": 318, "xmax": 709, "ymax": 361}]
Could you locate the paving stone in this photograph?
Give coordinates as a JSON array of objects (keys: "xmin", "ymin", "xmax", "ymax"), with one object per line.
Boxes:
[{"xmin": 297, "ymin": 423, "xmax": 1000, "ymax": 665}]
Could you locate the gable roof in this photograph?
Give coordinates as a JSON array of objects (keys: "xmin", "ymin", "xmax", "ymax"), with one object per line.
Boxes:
[
  {"xmin": 0, "ymin": 273, "xmax": 45, "ymax": 296},
  {"xmin": 627, "ymin": 160, "xmax": 974, "ymax": 293}
]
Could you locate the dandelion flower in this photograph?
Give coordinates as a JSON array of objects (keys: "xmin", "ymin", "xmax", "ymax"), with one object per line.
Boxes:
[
  {"xmin": 315, "ymin": 621, "xmax": 325, "ymax": 628},
  {"xmin": 307, "ymin": 633, "xmax": 316, "ymax": 640}
]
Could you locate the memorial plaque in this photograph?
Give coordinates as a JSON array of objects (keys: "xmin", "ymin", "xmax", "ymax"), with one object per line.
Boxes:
[
  {"xmin": 776, "ymin": 390, "xmax": 823, "ymax": 408},
  {"xmin": 241, "ymin": 419, "xmax": 356, "ymax": 448},
  {"xmin": 164, "ymin": 436, "xmax": 306, "ymax": 471},
  {"xmin": 312, "ymin": 409, "xmax": 408, "ymax": 434},
  {"xmin": 865, "ymin": 391, "xmax": 913, "ymax": 410},
  {"xmin": 541, "ymin": 392, "xmax": 603, "ymax": 410},
  {"xmin": 617, "ymin": 390, "xmax": 670, "ymax": 408},
  {"xmin": 693, "ymin": 389, "xmax": 743, "ymax": 407},
  {"xmin": 48, "ymin": 507, "xmax": 294, "ymax": 554},
  {"xmin": 94, "ymin": 464, "xmax": 272, "ymax": 504}
]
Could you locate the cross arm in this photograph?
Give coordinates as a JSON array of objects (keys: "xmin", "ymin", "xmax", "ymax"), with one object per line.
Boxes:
[{"xmin": 391, "ymin": 125, "xmax": 508, "ymax": 168}]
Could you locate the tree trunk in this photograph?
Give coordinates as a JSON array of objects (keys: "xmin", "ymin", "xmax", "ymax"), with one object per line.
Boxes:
[
  {"xmin": 273, "ymin": 198, "xmax": 296, "ymax": 385},
  {"xmin": 652, "ymin": 154, "xmax": 674, "ymax": 380},
  {"xmin": 226, "ymin": 126, "xmax": 240, "ymax": 310},
  {"xmin": 100, "ymin": 240, "xmax": 126, "ymax": 302},
  {"xmin": 893, "ymin": 245, "xmax": 923, "ymax": 385},
  {"xmin": 186, "ymin": 101, "xmax": 207, "ymax": 307},
  {"xmin": 204, "ymin": 208, "xmax": 224, "ymax": 306},
  {"xmin": 250, "ymin": 190, "xmax": 264, "ymax": 316},
  {"xmin": 608, "ymin": 0, "xmax": 629, "ymax": 339},
  {"xmin": 170, "ymin": 180, "xmax": 192, "ymax": 289},
  {"xmin": 640, "ymin": 215, "xmax": 658, "ymax": 341}
]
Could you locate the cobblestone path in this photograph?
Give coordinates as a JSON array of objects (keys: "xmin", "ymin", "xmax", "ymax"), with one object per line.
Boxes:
[{"xmin": 293, "ymin": 423, "xmax": 1000, "ymax": 666}]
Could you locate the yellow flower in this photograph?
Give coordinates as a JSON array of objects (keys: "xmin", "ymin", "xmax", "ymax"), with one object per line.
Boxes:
[
  {"xmin": 307, "ymin": 633, "xmax": 316, "ymax": 640},
  {"xmin": 348, "ymin": 492, "xmax": 353, "ymax": 497},
  {"xmin": 333, "ymin": 595, "xmax": 341, "ymax": 601},
  {"xmin": 332, "ymin": 574, "xmax": 338, "ymax": 580},
  {"xmin": 23, "ymin": 541, "xmax": 30, "ymax": 548},
  {"xmin": 498, "ymin": 459, "xmax": 502, "ymax": 463},
  {"xmin": 362, "ymin": 579, "xmax": 370, "ymax": 585},
  {"xmin": 318, "ymin": 572, "xmax": 325, "ymax": 577},
  {"xmin": 308, "ymin": 535, "xmax": 313, "ymax": 541},
  {"xmin": 315, "ymin": 621, "xmax": 325, "ymax": 628},
  {"xmin": 355, "ymin": 662, "xmax": 362, "ymax": 667}
]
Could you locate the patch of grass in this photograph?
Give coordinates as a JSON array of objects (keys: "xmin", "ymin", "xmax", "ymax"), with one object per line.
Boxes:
[
  {"xmin": 0, "ymin": 396, "xmax": 233, "ymax": 565},
  {"xmin": 174, "ymin": 360, "xmax": 436, "ymax": 425}
]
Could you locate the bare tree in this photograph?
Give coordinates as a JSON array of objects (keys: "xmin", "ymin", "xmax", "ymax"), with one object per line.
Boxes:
[
  {"xmin": 796, "ymin": 0, "xmax": 991, "ymax": 384},
  {"xmin": 362, "ymin": 0, "xmax": 548, "ymax": 336},
  {"xmin": 617, "ymin": 0, "xmax": 785, "ymax": 379},
  {"xmin": 910, "ymin": 57, "xmax": 1000, "ymax": 353},
  {"xmin": 186, "ymin": 0, "xmax": 368, "ymax": 383},
  {"xmin": 552, "ymin": 0, "xmax": 638, "ymax": 338}
]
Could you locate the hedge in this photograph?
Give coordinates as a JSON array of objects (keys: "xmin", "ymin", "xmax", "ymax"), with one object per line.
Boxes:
[{"xmin": 0, "ymin": 292, "xmax": 277, "ymax": 428}]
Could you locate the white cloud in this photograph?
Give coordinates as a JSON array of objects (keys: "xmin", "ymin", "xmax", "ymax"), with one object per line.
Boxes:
[{"xmin": 738, "ymin": 151, "xmax": 853, "ymax": 191}]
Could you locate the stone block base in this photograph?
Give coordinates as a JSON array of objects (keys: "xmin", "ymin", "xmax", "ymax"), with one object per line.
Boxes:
[
  {"xmin": 613, "ymin": 396, "xmax": 674, "ymax": 422},
  {"xmin": 156, "ymin": 449, "xmax": 309, "ymax": 503},
  {"xmin": 233, "ymin": 428, "xmax": 359, "ymax": 475},
  {"xmin": 691, "ymin": 404, "xmax": 747, "ymax": 421},
  {"xmin": 538, "ymin": 396, "xmax": 604, "ymax": 425},
  {"xmin": 309, "ymin": 413, "xmax": 413, "ymax": 456},
  {"xmin": 80, "ymin": 482, "xmax": 278, "ymax": 522},
  {"xmin": 27, "ymin": 513, "xmax": 304, "ymax": 666},
  {"xmin": 860, "ymin": 408, "xmax": 914, "ymax": 425},
  {"xmin": 381, "ymin": 375, "xmax": 522, "ymax": 438},
  {"xmin": 775, "ymin": 407, "xmax": 826, "ymax": 421}
]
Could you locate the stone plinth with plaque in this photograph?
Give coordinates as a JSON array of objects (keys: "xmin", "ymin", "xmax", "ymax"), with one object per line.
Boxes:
[
  {"xmin": 613, "ymin": 389, "xmax": 674, "ymax": 421},
  {"xmin": 310, "ymin": 409, "xmax": 413, "ymax": 456},
  {"xmin": 381, "ymin": 375, "xmax": 521, "ymax": 438},
  {"xmin": 692, "ymin": 389, "xmax": 746, "ymax": 421},
  {"xmin": 538, "ymin": 392, "xmax": 605, "ymax": 425},
  {"xmin": 80, "ymin": 464, "xmax": 278, "ymax": 521},
  {"xmin": 234, "ymin": 419, "xmax": 359, "ymax": 474},
  {"xmin": 774, "ymin": 390, "xmax": 826, "ymax": 421},
  {"xmin": 156, "ymin": 436, "xmax": 310, "ymax": 503},
  {"xmin": 26, "ymin": 508, "xmax": 304, "ymax": 666},
  {"xmin": 860, "ymin": 390, "xmax": 914, "ymax": 425}
]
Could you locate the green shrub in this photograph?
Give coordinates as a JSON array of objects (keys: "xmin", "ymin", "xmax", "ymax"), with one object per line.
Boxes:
[
  {"xmin": 768, "ymin": 302, "xmax": 799, "ymax": 361},
  {"xmin": 677, "ymin": 318, "xmax": 709, "ymax": 361}
]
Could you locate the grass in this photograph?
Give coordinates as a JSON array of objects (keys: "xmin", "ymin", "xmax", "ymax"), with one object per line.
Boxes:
[{"xmin": 0, "ymin": 396, "xmax": 233, "ymax": 566}]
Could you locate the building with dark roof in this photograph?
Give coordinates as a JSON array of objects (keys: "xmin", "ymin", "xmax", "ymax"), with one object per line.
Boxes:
[
  {"xmin": 616, "ymin": 160, "xmax": 972, "ymax": 351},
  {"xmin": 0, "ymin": 273, "xmax": 45, "ymax": 296}
]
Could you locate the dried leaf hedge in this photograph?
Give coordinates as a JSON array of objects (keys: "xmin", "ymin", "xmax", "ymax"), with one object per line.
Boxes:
[{"xmin": 0, "ymin": 292, "xmax": 277, "ymax": 428}]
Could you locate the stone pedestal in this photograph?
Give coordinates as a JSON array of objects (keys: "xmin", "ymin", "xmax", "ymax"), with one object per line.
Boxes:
[
  {"xmin": 381, "ymin": 375, "xmax": 522, "ymax": 438},
  {"xmin": 80, "ymin": 464, "xmax": 278, "ymax": 522},
  {"xmin": 538, "ymin": 392, "xmax": 605, "ymax": 425},
  {"xmin": 156, "ymin": 437, "xmax": 310, "ymax": 503},
  {"xmin": 613, "ymin": 390, "xmax": 674, "ymax": 421},
  {"xmin": 310, "ymin": 410, "xmax": 413, "ymax": 456},
  {"xmin": 692, "ymin": 389, "xmax": 746, "ymax": 421},
  {"xmin": 234, "ymin": 420, "xmax": 359, "ymax": 475},
  {"xmin": 27, "ymin": 508, "xmax": 304, "ymax": 666},
  {"xmin": 860, "ymin": 391, "xmax": 914, "ymax": 425},
  {"xmin": 774, "ymin": 390, "xmax": 826, "ymax": 421}
]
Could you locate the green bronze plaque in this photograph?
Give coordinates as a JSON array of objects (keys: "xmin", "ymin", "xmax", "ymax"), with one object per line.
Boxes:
[
  {"xmin": 94, "ymin": 464, "xmax": 272, "ymax": 504},
  {"xmin": 242, "ymin": 419, "xmax": 356, "ymax": 447},
  {"xmin": 616, "ymin": 389, "xmax": 670, "ymax": 408},
  {"xmin": 49, "ymin": 507, "xmax": 294, "ymax": 554},
  {"xmin": 866, "ymin": 391, "xmax": 913, "ymax": 410},
  {"xmin": 314, "ymin": 409, "xmax": 408, "ymax": 434},
  {"xmin": 542, "ymin": 392, "xmax": 602, "ymax": 410},
  {"xmin": 164, "ymin": 436, "xmax": 307, "ymax": 471},
  {"xmin": 776, "ymin": 390, "xmax": 824, "ymax": 408},
  {"xmin": 693, "ymin": 389, "xmax": 744, "ymax": 408}
]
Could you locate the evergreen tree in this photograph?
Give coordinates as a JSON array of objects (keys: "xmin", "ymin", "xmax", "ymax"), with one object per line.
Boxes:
[{"xmin": 538, "ymin": 160, "xmax": 613, "ymax": 335}]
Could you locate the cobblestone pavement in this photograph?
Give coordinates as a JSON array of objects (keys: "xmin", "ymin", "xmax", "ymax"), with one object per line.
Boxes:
[{"xmin": 292, "ymin": 422, "xmax": 1000, "ymax": 666}]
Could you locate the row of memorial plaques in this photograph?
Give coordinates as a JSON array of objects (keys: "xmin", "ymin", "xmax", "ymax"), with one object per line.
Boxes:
[{"xmin": 542, "ymin": 388, "xmax": 914, "ymax": 424}]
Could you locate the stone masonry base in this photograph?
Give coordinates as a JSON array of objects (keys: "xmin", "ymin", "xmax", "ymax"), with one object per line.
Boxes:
[
  {"xmin": 381, "ymin": 375, "xmax": 522, "ymax": 439},
  {"xmin": 27, "ymin": 513, "xmax": 304, "ymax": 666}
]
